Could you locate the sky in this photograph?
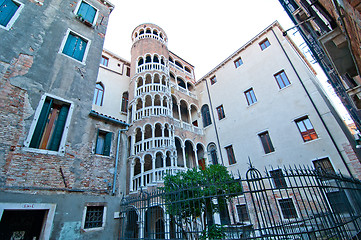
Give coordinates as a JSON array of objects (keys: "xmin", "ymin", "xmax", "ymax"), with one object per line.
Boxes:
[
  {"xmin": 103, "ymin": 0, "xmax": 352, "ymax": 123},
  {"xmin": 103, "ymin": 0, "xmax": 295, "ymax": 80}
]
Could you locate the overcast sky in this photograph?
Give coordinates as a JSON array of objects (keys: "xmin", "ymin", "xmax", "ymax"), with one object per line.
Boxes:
[{"xmin": 103, "ymin": 0, "xmax": 295, "ymax": 80}]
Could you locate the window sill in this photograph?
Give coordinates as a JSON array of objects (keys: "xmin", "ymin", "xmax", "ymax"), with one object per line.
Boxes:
[
  {"xmin": 59, "ymin": 52, "xmax": 86, "ymax": 65},
  {"xmin": 278, "ymin": 84, "xmax": 292, "ymax": 92},
  {"xmin": 262, "ymin": 151, "xmax": 276, "ymax": 157},
  {"xmin": 75, "ymin": 15, "xmax": 94, "ymax": 28},
  {"xmin": 302, "ymin": 137, "xmax": 320, "ymax": 144},
  {"xmin": 203, "ymin": 124, "xmax": 212, "ymax": 130},
  {"xmin": 93, "ymin": 153, "xmax": 112, "ymax": 158},
  {"xmin": 247, "ymin": 101, "xmax": 258, "ymax": 108},
  {"xmin": 120, "ymin": 111, "xmax": 128, "ymax": 115},
  {"xmin": 81, "ymin": 226, "xmax": 104, "ymax": 233},
  {"xmin": 22, "ymin": 147, "xmax": 65, "ymax": 156}
]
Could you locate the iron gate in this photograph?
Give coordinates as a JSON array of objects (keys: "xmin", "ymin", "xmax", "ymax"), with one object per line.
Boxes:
[{"xmin": 119, "ymin": 165, "xmax": 361, "ymax": 239}]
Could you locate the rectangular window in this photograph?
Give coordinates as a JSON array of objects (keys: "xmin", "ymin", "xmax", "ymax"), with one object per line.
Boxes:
[
  {"xmin": 270, "ymin": 169, "xmax": 287, "ymax": 188},
  {"xmin": 236, "ymin": 204, "xmax": 249, "ymax": 223},
  {"xmin": 274, "ymin": 70, "xmax": 291, "ymax": 89},
  {"xmin": 210, "ymin": 75, "xmax": 217, "ymax": 85},
  {"xmin": 326, "ymin": 191, "xmax": 352, "ymax": 214},
  {"xmin": 216, "ymin": 105, "xmax": 225, "ymax": 120},
  {"xmin": 244, "ymin": 88, "xmax": 257, "ymax": 105},
  {"xmin": 234, "ymin": 57, "xmax": 243, "ymax": 68},
  {"xmin": 259, "ymin": 131, "xmax": 275, "ymax": 154},
  {"xmin": 295, "ymin": 116, "xmax": 318, "ymax": 142},
  {"xmin": 84, "ymin": 206, "xmax": 104, "ymax": 229},
  {"xmin": 60, "ymin": 30, "xmax": 90, "ymax": 63},
  {"xmin": 278, "ymin": 198, "xmax": 298, "ymax": 219},
  {"xmin": 0, "ymin": 0, "xmax": 23, "ymax": 30},
  {"xmin": 28, "ymin": 96, "xmax": 71, "ymax": 152},
  {"xmin": 76, "ymin": 0, "xmax": 97, "ymax": 25},
  {"xmin": 225, "ymin": 145, "xmax": 236, "ymax": 165},
  {"xmin": 100, "ymin": 55, "xmax": 109, "ymax": 66},
  {"xmin": 126, "ymin": 66, "xmax": 130, "ymax": 77},
  {"xmin": 95, "ymin": 130, "xmax": 112, "ymax": 156},
  {"xmin": 259, "ymin": 38, "xmax": 271, "ymax": 50},
  {"xmin": 313, "ymin": 157, "xmax": 335, "ymax": 174}
]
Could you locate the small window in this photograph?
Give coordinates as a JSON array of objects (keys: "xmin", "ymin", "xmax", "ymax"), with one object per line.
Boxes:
[
  {"xmin": 121, "ymin": 92, "xmax": 128, "ymax": 113},
  {"xmin": 93, "ymin": 83, "xmax": 104, "ymax": 106},
  {"xmin": 225, "ymin": 145, "xmax": 236, "ymax": 165},
  {"xmin": 201, "ymin": 104, "xmax": 212, "ymax": 128},
  {"xmin": 61, "ymin": 30, "xmax": 90, "ymax": 63},
  {"xmin": 278, "ymin": 198, "xmax": 298, "ymax": 219},
  {"xmin": 274, "ymin": 70, "xmax": 291, "ymax": 89},
  {"xmin": 210, "ymin": 75, "xmax": 217, "ymax": 85},
  {"xmin": 270, "ymin": 169, "xmax": 287, "ymax": 188},
  {"xmin": 27, "ymin": 96, "xmax": 72, "ymax": 152},
  {"xmin": 295, "ymin": 116, "xmax": 318, "ymax": 142},
  {"xmin": 313, "ymin": 157, "xmax": 335, "ymax": 175},
  {"xmin": 84, "ymin": 206, "xmax": 105, "ymax": 229},
  {"xmin": 326, "ymin": 191, "xmax": 352, "ymax": 214},
  {"xmin": 234, "ymin": 57, "xmax": 243, "ymax": 68},
  {"xmin": 259, "ymin": 38, "xmax": 271, "ymax": 50},
  {"xmin": 216, "ymin": 105, "xmax": 225, "ymax": 120},
  {"xmin": 76, "ymin": 0, "xmax": 97, "ymax": 25},
  {"xmin": 95, "ymin": 130, "xmax": 112, "ymax": 156},
  {"xmin": 126, "ymin": 67, "xmax": 130, "ymax": 77},
  {"xmin": 0, "ymin": 0, "xmax": 23, "ymax": 30},
  {"xmin": 100, "ymin": 56, "xmax": 108, "ymax": 66},
  {"xmin": 259, "ymin": 131, "xmax": 275, "ymax": 154},
  {"xmin": 244, "ymin": 88, "xmax": 257, "ymax": 105},
  {"xmin": 236, "ymin": 204, "xmax": 249, "ymax": 223},
  {"xmin": 208, "ymin": 143, "xmax": 218, "ymax": 165}
]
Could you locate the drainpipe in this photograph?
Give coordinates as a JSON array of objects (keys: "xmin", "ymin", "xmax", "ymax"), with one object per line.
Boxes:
[
  {"xmin": 271, "ymin": 28, "xmax": 353, "ymax": 177},
  {"xmin": 112, "ymin": 125, "xmax": 129, "ymax": 195}
]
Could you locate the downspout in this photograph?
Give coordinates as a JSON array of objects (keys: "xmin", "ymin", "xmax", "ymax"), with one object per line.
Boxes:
[
  {"xmin": 204, "ymin": 78, "xmax": 224, "ymax": 165},
  {"xmin": 112, "ymin": 125, "xmax": 129, "ymax": 195},
  {"xmin": 271, "ymin": 28, "xmax": 353, "ymax": 177}
]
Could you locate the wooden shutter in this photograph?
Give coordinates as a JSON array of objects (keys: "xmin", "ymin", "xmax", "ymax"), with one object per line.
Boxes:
[
  {"xmin": 29, "ymin": 98, "xmax": 53, "ymax": 148},
  {"xmin": 73, "ymin": 36, "xmax": 87, "ymax": 62},
  {"xmin": 77, "ymin": 2, "xmax": 96, "ymax": 23},
  {"xmin": 0, "ymin": 0, "xmax": 19, "ymax": 27},
  {"xmin": 48, "ymin": 104, "xmax": 69, "ymax": 151},
  {"xmin": 62, "ymin": 33, "xmax": 77, "ymax": 56},
  {"xmin": 103, "ymin": 132, "xmax": 112, "ymax": 156}
]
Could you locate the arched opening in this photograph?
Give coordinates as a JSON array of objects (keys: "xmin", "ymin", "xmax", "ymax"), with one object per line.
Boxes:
[
  {"xmin": 137, "ymin": 77, "xmax": 143, "ymax": 88},
  {"xmin": 160, "ymin": 33, "xmax": 163, "ymax": 39},
  {"xmin": 155, "ymin": 123, "xmax": 162, "ymax": 137},
  {"xmin": 154, "ymin": 95, "xmax": 161, "ymax": 107},
  {"xmin": 127, "ymin": 136, "xmax": 131, "ymax": 156},
  {"xmin": 177, "ymin": 77, "xmax": 186, "ymax": 89},
  {"xmin": 134, "ymin": 158, "xmax": 141, "ymax": 176},
  {"xmin": 207, "ymin": 143, "xmax": 218, "ymax": 165},
  {"xmin": 185, "ymin": 66, "xmax": 192, "ymax": 74},
  {"xmin": 153, "ymin": 29, "xmax": 158, "ymax": 36},
  {"xmin": 164, "ymin": 124, "xmax": 169, "ymax": 137},
  {"xmin": 146, "ymin": 28, "xmax": 151, "ymax": 34},
  {"xmin": 144, "ymin": 154, "xmax": 152, "ymax": 172},
  {"xmin": 138, "ymin": 57, "xmax": 144, "ymax": 66},
  {"xmin": 190, "ymin": 105, "xmax": 199, "ymax": 127},
  {"xmin": 161, "ymin": 75, "xmax": 166, "ymax": 86},
  {"xmin": 169, "ymin": 56, "xmax": 174, "ymax": 63},
  {"xmin": 139, "ymin": 29, "xmax": 144, "ymax": 35},
  {"xmin": 136, "ymin": 98, "xmax": 143, "ymax": 111},
  {"xmin": 179, "ymin": 100, "xmax": 189, "ymax": 123},
  {"xmin": 145, "ymin": 206, "xmax": 164, "ymax": 239},
  {"xmin": 154, "ymin": 74, "xmax": 160, "ymax": 84},
  {"xmin": 166, "ymin": 151, "xmax": 171, "ymax": 167},
  {"xmin": 175, "ymin": 60, "xmax": 183, "ymax": 69},
  {"xmin": 135, "ymin": 128, "xmax": 142, "ymax": 143},
  {"xmin": 153, "ymin": 55, "xmax": 159, "ymax": 63},
  {"xmin": 155, "ymin": 152, "xmax": 163, "ymax": 168},
  {"xmin": 197, "ymin": 144, "xmax": 206, "ymax": 170},
  {"xmin": 145, "ymin": 95, "xmax": 152, "ymax": 108},
  {"xmin": 121, "ymin": 91, "xmax": 128, "ymax": 113},
  {"xmin": 169, "ymin": 72, "xmax": 176, "ymax": 85},
  {"xmin": 187, "ymin": 82, "xmax": 194, "ymax": 92},
  {"xmin": 145, "ymin": 55, "xmax": 152, "ymax": 63},
  {"xmin": 175, "ymin": 137, "xmax": 184, "ymax": 167},
  {"xmin": 162, "ymin": 96, "xmax": 167, "ymax": 108},
  {"xmin": 160, "ymin": 58, "xmax": 165, "ymax": 65},
  {"xmin": 172, "ymin": 95, "xmax": 179, "ymax": 120},
  {"xmin": 144, "ymin": 124, "xmax": 152, "ymax": 139},
  {"xmin": 201, "ymin": 104, "xmax": 212, "ymax": 127},
  {"xmin": 145, "ymin": 74, "xmax": 152, "ymax": 85},
  {"xmin": 185, "ymin": 140, "xmax": 196, "ymax": 169},
  {"xmin": 125, "ymin": 208, "xmax": 138, "ymax": 239}
]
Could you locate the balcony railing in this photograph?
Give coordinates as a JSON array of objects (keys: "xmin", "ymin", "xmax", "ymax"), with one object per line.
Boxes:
[
  {"xmin": 134, "ymin": 136, "xmax": 172, "ymax": 155},
  {"xmin": 134, "ymin": 106, "xmax": 170, "ymax": 121},
  {"xmin": 136, "ymin": 63, "xmax": 168, "ymax": 74},
  {"xmin": 134, "ymin": 33, "xmax": 167, "ymax": 45},
  {"xmin": 169, "ymin": 82, "xmax": 197, "ymax": 99},
  {"xmin": 173, "ymin": 119, "xmax": 203, "ymax": 135},
  {"xmin": 136, "ymin": 83, "xmax": 169, "ymax": 96}
]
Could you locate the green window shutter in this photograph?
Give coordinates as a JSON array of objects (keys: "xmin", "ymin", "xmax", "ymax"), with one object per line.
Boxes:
[
  {"xmin": 29, "ymin": 98, "xmax": 53, "ymax": 148},
  {"xmin": 73, "ymin": 37, "xmax": 87, "ymax": 62},
  {"xmin": 48, "ymin": 104, "xmax": 69, "ymax": 151},
  {"xmin": 103, "ymin": 132, "xmax": 112, "ymax": 156},
  {"xmin": 0, "ymin": 0, "xmax": 19, "ymax": 27},
  {"xmin": 78, "ymin": 2, "xmax": 96, "ymax": 23}
]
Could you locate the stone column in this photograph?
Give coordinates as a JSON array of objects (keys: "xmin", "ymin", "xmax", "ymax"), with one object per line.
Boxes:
[
  {"xmin": 130, "ymin": 160, "xmax": 135, "ymax": 191},
  {"xmin": 140, "ymin": 159, "xmax": 144, "ymax": 187},
  {"xmin": 182, "ymin": 144, "xmax": 187, "ymax": 168},
  {"xmin": 152, "ymin": 156, "xmax": 156, "ymax": 182}
]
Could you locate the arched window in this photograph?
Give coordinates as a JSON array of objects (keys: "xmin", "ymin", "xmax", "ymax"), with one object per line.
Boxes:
[
  {"xmin": 207, "ymin": 143, "xmax": 218, "ymax": 165},
  {"xmin": 93, "ymin": 83, "xmax": 104, "ymax": 106},
  {"xmin": 153, "ymin": 55, "xmax": 159, "ymax": 63},
  {"xmin": 121, "ymin": 91, "xmax": 128, "ymax": 113},
  {"xmin": 177, "ymin": 77, "xmax": 186, "ymax": 89},
  {"xmin": 145, "ymin": 55, "xmax": 152, "ymax": 63},
  {"xmin": 201, "ymin": 104, "xmax": 212, "ymax": 127},
  {"xmin": 138, "ymin": 58, "xmax": 144, "ymax": 66}
]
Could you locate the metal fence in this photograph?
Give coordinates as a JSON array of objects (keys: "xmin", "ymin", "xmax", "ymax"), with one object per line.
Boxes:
[{"xmin": 119, "ymin": 165, "xmax": 361, "ymax": 239}]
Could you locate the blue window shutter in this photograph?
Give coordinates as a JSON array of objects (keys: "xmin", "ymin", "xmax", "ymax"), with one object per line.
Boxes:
[
  {"xmin": 62, "ymin": 33, "xmax": 77, "ymax": 57},
  {"xmin": 30, "ymin": 98, "xmax": 53, "ymax": 148},
  {"xmin": 48, "ymin": 104, "xmax": 69, "ymax": 151},
  {"xmin": 77, "ymin": 1, "xmax": 96, "ymax": 23},
  {"xmin": 73, "ymin": 37, "xmax": 87, "ymax": 61},
  {"xmin": 0, "ymin": 0, "xmax": 19, "ymax": 27}
]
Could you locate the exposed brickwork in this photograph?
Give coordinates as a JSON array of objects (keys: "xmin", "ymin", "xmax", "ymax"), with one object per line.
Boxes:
[{"xmin": 342, "ymin": 143, "xmax": 361, "ymax": 179}]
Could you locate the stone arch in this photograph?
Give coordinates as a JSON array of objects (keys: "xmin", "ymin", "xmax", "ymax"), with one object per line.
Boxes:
[
  {"xmin": 177, "ymin": 76, "xmax": 186, "ymax": 89},
  {"xmin": 145, "ymin": 95, "xmax": 152, "ymax": 108},
  {"xmin": 155, "ymin": 152, "xmax": 163, "ymax": 168},
  {"xmin": 174, "ymin": 136, "xmax": 184, "ymax": 167},
  {"xmin": 155, "ymin": 123, "xmax": 162, "ymax": 137},
  {"xmin": 154, "ymin": 73, "xmax": 160, "ymax": 84},
  {"xmin": 136, "ymin": 98, "xmax": 143, "ymax": 110},
  {"xmin": 145, "ymin": 74, "xmax": 152, "ymax": 85},
  {"xmin": 179, "ymin": 99, "xmax": 189, "ymax": 123},
  {"xmin": 134, "ymin": 157, "xmax": 141, "ymax": 176},
  {"xmin": 185, "ymin": 139, "xmax": 196, "ymax": 169},
  {"xmin": 137, "ymin": 77, "xmax": 143, "ymax": 88},
  {"xmin": 154, "ymin": 94, "xmax": 161, "ymax": 106},
  {"xmin": 144, "ymin": 124, "xmax": 152, "ymax": 139},
  {"xmin": 135, "ymin": 128, "xmax": 142, "ymax": 143},
  {"xmin": 207, "ymin": 142, "xmax": 218, "ymax": 165}
]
